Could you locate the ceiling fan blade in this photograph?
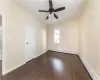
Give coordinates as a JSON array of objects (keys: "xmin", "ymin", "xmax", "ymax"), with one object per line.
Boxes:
[
  {"xmin": 49, "ymin": 0, "xmax": 53, "ymax": 8},
  {"xmin": 54, "ymin": 7, "xmax": 65, "ymax": 12},
  {"xmin": 46, "ymin": 16, "xmax": 49, "ymax": 20},
  {"xmin": 54, "ymin": 13, "xmax": 58, "ymax": 19},
  {"xmin": 39, "ymin": 10, "xmax": 49, "ymax": 12}
]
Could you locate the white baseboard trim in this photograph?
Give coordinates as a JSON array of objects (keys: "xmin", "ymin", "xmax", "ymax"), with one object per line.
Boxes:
[
  {"xmin": 3, "ymin": 50, "xmax": 48, "ymax": 75},
  {"xmin": 48, "ymin": 49, "xmax": 78, "ymax": 55},
  {"xmin": 3, "ymin": 50, "xmax": 99, "ymax": 80},
  {"xmin": 3, "ymin": 62, "xmax": 26, "ymax": 75},
  {"xmin": 35, "ymin": 50, "xmax": 48, "ymax": 58},
  {"xmin": 79, "ymin": 55, "xmax": 100, "ymax": 80}
]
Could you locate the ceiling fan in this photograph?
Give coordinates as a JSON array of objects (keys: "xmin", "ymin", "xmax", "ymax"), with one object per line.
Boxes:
[{"xmin": 39, "ymin": 0, "xmax": 65, "ymax": 20}]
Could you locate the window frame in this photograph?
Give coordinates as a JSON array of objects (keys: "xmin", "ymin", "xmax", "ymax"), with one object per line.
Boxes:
[{"xmin": 54, "ymin": 28, "xmax": 60, "ymax": 44}]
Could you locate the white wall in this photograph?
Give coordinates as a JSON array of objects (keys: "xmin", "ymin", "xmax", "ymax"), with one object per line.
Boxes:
[
  {"xmin": 1, "ymin": 0, "xmax": 100, "ymax": 79},
  {"xmin": 0, "ymin": 0, "xmax": 47, "ymax": 75},
  {"xmin": 79, "ymin": 0, "xmax": 100, "ymax": 79},
  {"xmin": 47, "ymin": 19, "xmax": 79, "ymax": 54}
]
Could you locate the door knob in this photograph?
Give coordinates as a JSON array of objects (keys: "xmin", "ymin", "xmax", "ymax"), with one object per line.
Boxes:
[{"xmin": 26, "ymin": 42, "xmax": 28, "ymax": 44}]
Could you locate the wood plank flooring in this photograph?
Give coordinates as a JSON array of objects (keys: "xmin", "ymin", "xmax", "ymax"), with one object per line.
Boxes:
[{"xmin": 3, "ymin": 51, "xmax": 92, "ymax": 80}]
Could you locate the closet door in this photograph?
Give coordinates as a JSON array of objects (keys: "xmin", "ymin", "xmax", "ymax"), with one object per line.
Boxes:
[{"xmin": 25, "ymin": 25, "xmax": 36, "ymax": 62}]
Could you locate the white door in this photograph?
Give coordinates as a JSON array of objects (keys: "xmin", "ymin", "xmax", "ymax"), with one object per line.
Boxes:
[{"xmin": 25, "ymin": 25, "xmax": 36, "ymax": 62}]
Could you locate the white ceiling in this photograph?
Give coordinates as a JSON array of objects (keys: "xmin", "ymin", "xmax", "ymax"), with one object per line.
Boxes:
[{"xmin": 13, "ymin": 0, "xmax": 86, "ymax": 24}]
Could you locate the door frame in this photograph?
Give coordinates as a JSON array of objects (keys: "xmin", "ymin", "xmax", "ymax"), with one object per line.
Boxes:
[{"xmin": 0, "ymin": 12, "xmax": 6, "ymax": 75}]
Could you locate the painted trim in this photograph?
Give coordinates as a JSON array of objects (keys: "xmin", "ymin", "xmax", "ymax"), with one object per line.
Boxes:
[
  {"xmin": 0, "ymin": 12, "xmax": 6, "ymax": 75},
  {"xmin": 3, "ymin": 62, "xmax": 26, "ymax": 75},
  {"xmin": 48, "ymin": 49, "xmax": 78, "ymax": 55},
  {"xmin": 35, "ymin": 50, "xmax": 48, "ymax": 58},
  {"xmin": 79, "ymin": 55, "xmax": 100, "ymax": 80},
  {"xmin": 3, "ymin": 50, "xmax": 48, "ymax": 75},
  {"xmin": 3, "ymin": 47, "xmax": 100, "ymax": 80}
]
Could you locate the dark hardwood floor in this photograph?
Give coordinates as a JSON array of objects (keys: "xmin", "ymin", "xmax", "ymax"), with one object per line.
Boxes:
[
  {"xmin": 0, "ymin": 61, "xmax": 2, "ymax": 80},
  {"xmin": 3, "ymin": 51, "xmax": 92, "ymax": 80}
]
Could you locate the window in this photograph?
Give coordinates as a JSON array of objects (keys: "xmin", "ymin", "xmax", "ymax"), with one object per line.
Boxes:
[{"xmin": 54, "ymin": 28, "xmax": 60, "ymax": 44}]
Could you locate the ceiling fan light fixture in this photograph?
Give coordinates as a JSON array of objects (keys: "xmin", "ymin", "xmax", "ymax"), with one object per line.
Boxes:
[
  {"xmin": 48, "ymin": 13, "xmax": 54, "ymax": 19},
  {"xmin": 39, "ymin": 0, "xmax": 65, "ymax": 20},
  {"xmin": 49, "ymin": 14, "xmax": 51, "ymax": 18}
]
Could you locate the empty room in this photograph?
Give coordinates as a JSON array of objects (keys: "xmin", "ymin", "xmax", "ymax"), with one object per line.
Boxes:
[{"xmin": 0, "ymin": 0, "xmax": 100, "ymax": 80}]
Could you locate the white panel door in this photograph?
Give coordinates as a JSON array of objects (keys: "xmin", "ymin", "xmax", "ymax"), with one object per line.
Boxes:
[{"xmin": 25, "ymin": 25, "xmax": 36, "ymax": 62}]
